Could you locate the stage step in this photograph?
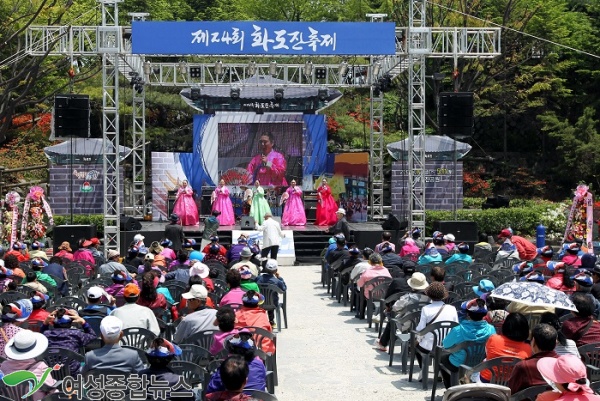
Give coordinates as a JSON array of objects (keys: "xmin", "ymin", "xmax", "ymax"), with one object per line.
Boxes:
[{"xmin": 293, "ymin": 230, "xmax": 331, "ymax": 265}]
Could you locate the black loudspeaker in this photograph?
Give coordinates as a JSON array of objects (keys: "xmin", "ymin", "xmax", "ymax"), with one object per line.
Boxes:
[
  {"xmin": 120, "ymin": 216, "xmax": 142, "ymax": 231},
  {"xmin": 201, "ymin": 187, "xmax": 215, "ymax": 216},
  {"xmin": 432, "ymin": 221, "xmax": 479, "ymax": 242},
  {"xmin": 438, "ymin": 92, "xmax": 474, "ymax": 138},
  {"xmin": 53, "ymin": 94, "xmax": 90, "ymax": 138},
  {"xmin": 240, "ymin": 216, "xmax": 255, "ymax": 230},
  {"xmin": 53, "ymin": 224, "xmax": 97, "ymax": 253},
  {"xmin": 381, "ymin": 213, "xmax": 406, "ymax": 231}
]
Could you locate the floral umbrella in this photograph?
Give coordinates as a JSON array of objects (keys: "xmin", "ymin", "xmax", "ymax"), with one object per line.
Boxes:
[{"xmin": 490, "ymin": 281, "xmax": 577, "ymax": 312}]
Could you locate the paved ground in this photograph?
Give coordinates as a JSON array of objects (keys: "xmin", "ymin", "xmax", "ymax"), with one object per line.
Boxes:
[{"xmin": 274, "ymin": 264, "xmax": 437, "ymax": 401}]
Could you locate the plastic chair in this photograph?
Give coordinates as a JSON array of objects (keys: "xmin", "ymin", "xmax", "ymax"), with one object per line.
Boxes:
[
  {"xmin": 38, "ymin": 347, "xmax": 85, "ymax": 380},
  {"xmin": 335, "ymin": 266, "xmax": 354, "ymax": 305},
  {"xmin": 257, "ymin": 283, "xmax": 287, "ymax": 332},
  {"xmin": 432, "ymin": 340, "xmax": 488, "ymax": 401},
  {"xmin": 162, "ymin": 282, "xmax": 187, "ymax": 304},
  {"xmin": 408, "ymin": 320, "xmax": 460, "ymax": 390},
  {"xmin": 0, "ymin": 382, "xmax": 35, "ymax": 401},
  {"xmin": 168, "ymin": 360, "xmax": 206, "ymax": 387},
  {"xmin": 359, "ymin": 276, "xmax": 392, "ymax": 321},
  {"xmin": 378, "ymin": 292, "xmax": 403, "ymax": 337},
  {"xmin": 453, "ymin": 281, "xmax": 479, "ymax": 299},
  {"xmin": 579, "ymin": 342, "xmax": 600, "ymax": 382},
  {"xmin": 510, "ymin": 384, "xmax": 549, "ymax": 401},
  {"xmin": 82, "ymin": 368, "xmax": 131, "ymax": 401},
  {"xmin": 454, "ymin": 269, "xmax": 481, "ymax": 283},
  {"xmin": 388, "ymin": 310, "xmax": 421, "ymax": 373},
  {"xmin": 255, "ymin": 348, "xmax": 276, "ymax": 394},
  {"xmin": 0, "ymin": 291, "xmax": 28, "ymax": 304},
  {"xmin": 366, "ymin": 280, "xmax": 392, "ymax": 330},
  {"xmin": 444, "ymin": 291, "xmax": 461, "ymax": 304},
  {"xmin": 443, "ymin": 383, "xmax": 511, "ymax": 401},
  {"xmin": 120, "ymin": 327, "xmax": 157, "ymax": 349},
  {"xmin": 244, "ymin": 326, "xmax": 278, "ymax": 386},
  {"xmin": 51, "ymin": 296, "xmax": 87, "ymax": 311},
  {"xmin": 465, "ymin": 356, "xmax": 522, "ymax": 386},
  {"xmin": 416, "ymin": 264, "xmax": 432, "ymax": 276},
  {"xmin": 177, "ymin": 344, "xmax": 213, "ymax": 367},
  {"xmin": 183, "ymin": 330, "xmax": 218, "ymax": 350},
  {"xmin": 445, "ymin": 261, "xmax": 472, "ymax": 276}
]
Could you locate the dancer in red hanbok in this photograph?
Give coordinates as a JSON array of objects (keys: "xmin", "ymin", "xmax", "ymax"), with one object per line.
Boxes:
[
  {"xmin": 281, "ymin": 179, "xmax": 306, "ymax": 226},
  {"xmin": 316, "ymin": 178, "xmax": 337, "ymax": 226},
  {"xmin": 173, "ymin": 180, "xmax": 199, "ymax": 226},
  {"xmin": 211, "ymin": 179, "xmax": 235, "ymax": 226}
]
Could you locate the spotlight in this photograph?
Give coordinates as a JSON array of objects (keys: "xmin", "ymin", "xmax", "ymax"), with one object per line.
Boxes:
[
  {"xmin": 269, "ymin": 61, "xmax": 277, "ymax": 76},
  {"xmin": 372, "ymin": 84, "xmax": 381, "ymax": 97},
  {"xmin": 248, "ymin": 61, "xmax": 257, "ymax": 76},
  {"xmin": 215, "ymin": 60, "xmax": 223, "ymax": 76},
  {"xmin": 135, "ymin": 83, "xmax": 144, "ymax": 94},
  {"xmin": 190, "ymin": 87, "xmax": 201, "ymax": 100},
  {"xmin": 274, "ymin": 88, "xmax": 284, "ymax": 101},
  {"xmin": 372, "ymin": 61, "xmax": 381, "ymax": 79},
  {"xmin": 143, "ymin": 61, "xmax": 151, "ymax": 76},
  {"xmin": 315, "ymin": 67, "xmax": 326, "ymax": 80},
  {"xmin": 178, "ymin": 61, "xmax": 187, "ymax": 75},
  {"xmin": 230, "ymin": 86, "xmax": 240, "ymax": 100},
  {"xmin": 189, "ymin": 67, "xmax": 202, "ymax": 78},
  {"xmin": 318, "ymin": 88, "xmax": 328, "ymax": 101},
  {"xmin": 304, "ymin": 61, "xmax": 313, "ymax": 77},
  {"xmin": 339, "ymin": 61, "xmax": 348, "ymax": 78}
]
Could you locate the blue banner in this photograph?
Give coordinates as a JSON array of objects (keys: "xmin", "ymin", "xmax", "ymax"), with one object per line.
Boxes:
[{"xmin": 132, "ymin": 21, "xmax": 396, "ymax": 55}]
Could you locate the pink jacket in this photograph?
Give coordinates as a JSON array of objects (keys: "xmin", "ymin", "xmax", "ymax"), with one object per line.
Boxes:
[
  {"xmin": 356, "ymin": 265, "xmax": 392, "ymax": 298},
  {"xmin": 0, "ymin": 359, "xmax": 57, "ymax": 401}
]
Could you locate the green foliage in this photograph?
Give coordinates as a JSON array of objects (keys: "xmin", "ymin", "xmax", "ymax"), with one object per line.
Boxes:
[
  {"xmin": 426, "ymin": 202, "xmax": 568, "ymax": 239},
  {"xmin": 53, "ymin": 215, "xmax": 104, "ymax": 236}
]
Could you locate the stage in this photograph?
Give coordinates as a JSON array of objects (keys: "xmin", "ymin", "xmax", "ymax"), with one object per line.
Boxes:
[{"xmin": 120, "ymin": 220, "xmax": 393, "ymax": 265}]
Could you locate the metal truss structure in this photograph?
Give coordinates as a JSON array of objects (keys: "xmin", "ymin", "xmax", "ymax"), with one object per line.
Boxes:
[{"xmin": 25, "ymin": 3, "xmax": 501, "ymax": 250}]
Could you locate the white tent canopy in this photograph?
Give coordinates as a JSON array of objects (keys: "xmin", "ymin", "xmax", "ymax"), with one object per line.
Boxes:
[{"xmin": 387, "ymin": 135, "xmax": 472, "ymax": 161}]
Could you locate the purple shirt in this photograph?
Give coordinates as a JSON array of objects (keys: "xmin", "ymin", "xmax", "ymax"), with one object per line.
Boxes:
[{"xmin": 219, "ymin": 287, "xmax": 246, "ymax": 306}]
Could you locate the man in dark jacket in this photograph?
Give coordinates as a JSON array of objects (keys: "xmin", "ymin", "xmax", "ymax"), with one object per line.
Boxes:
[
  {"xmin": 43, "ymin": 256, "xmax": 69, "ymax": 296},
  {"xmin": 164, "ymin": 213, "xmax": 185, "ymax": 252},
  {"xmin": 328, "ymin": 208, "xmax": 350, "ymax": 240}
]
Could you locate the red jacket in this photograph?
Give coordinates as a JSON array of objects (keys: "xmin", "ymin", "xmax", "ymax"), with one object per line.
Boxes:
[{"xmin": 511, "ymin": 235, "xmax": 538, "ymax": 261}]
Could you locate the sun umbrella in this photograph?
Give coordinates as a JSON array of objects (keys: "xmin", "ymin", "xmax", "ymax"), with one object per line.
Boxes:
[{"xmin": 490, "ymin": 281, "xmax": 577, "ymax": 312}]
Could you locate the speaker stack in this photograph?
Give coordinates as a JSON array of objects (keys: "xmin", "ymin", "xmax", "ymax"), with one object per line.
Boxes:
[
  {"xmin": 120, "ymin": 215, "xmax": 143, "ymax": 231},
  {"xmin": 53, "ymin": 224, "xmax": 97, "ymax": 253},
  {"xmin": 304, "ymin": 191, "xmax": 318, "ymax": 222},
  {"xmin": 240, "ymin": 216, "xmax": 255, "ymax": 230},
  {"xmin": 201, "ymin": 186, "xmax": 215, "ymax": 216},
  {"xmin": 432, "ymin": 220, "xmax": 479, "ymax": 254},
  {"xmin": 438, "ymin": 92, "xmax": 474, "ymax": 138},
  {"xmin": 52, "ymin": 94, "xmax": 90, "ymax": 139}
]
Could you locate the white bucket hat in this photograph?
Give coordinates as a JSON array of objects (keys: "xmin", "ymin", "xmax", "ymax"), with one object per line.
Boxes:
[{"xmin": 5, "ymin": 330, "xmax": 49, "ymax": 360}]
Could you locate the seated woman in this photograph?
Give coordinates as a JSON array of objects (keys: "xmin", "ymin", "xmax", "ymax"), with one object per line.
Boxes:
[
  {"xmin": 206, "ymin": 330, "xmax": 267, "ymax": 395},
  {"xmin": 480, "ymin": 312, "xmax": 531, "ymax": 383},
  {"xmin": 536, "ymin": 354, "xmax": 600, "ymax": 401}
]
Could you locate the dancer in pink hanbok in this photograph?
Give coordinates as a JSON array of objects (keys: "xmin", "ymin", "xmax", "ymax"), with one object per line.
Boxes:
[
  {"xmin": 280, "ymin": 179, "xmax": 306, "ymax": 226},
  {"xmin": 211, "ymin": 179, "xmax": 235, "ymax": 225},
  {"xmin": 173, "ymin": 180, "xmax": 199, "ymax": 226},
  {"xmin": 316, "ymin": 178, "xmax": 338, "ymax": 226}
]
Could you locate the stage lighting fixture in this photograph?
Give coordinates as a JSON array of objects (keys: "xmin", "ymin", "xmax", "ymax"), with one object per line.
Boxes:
[
  {"xmin": 190, "ymin": 87, "xmax": 201, "ymax": 100},
  {"xmin": 214, "ymin": 60, "xmax": 223, "ymax": 76},
  {"xmin": 304, "ymin": 61, "xmax": 313, "ymax": 77},
  {"xmin": 230, "ymin": 86, "xmax": 240, "ymax": 100},
  {"xmin": 372, "ymin": 61, "xmax": 381, "ymax": 79},
  {"xmin": 248, "ymin": 61, "xmax": 257, "ymax": 76},
  {"xmin": 189, "ymin": 67, "xmax": 202, "ymax": 78},
  {"xmin": 269, "ymin": 61, "xmax": 277, "ymax": 76},
  {"xmin": 274, "ymin": 88, "xmax": 284, "ymax": 101},
  {"xmin": 143, "ymin": 61, "xmax": 152, "ymax": 76},
  {"xmin": 339, "ymin": 61, "xmax": 349, "ymax": 78},
  {"xmin": 177, "ymin": 61, "xmax": 187, "ymax": 75},
  {"xmin": 315, "ymin": 67, "xmax": 326, "ymax": 80},
  {"xmin": 318, "ymin": 88, "xmax": 328, "ymax": 101},
  {"xmin": 372, "ymin": 83, "xmax": 381, "ymax": 97}
]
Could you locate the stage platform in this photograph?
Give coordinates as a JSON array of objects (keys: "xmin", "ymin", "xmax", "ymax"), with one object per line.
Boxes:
[{"xmin": 121, "ymin": 220, "xmax": 392, "ymax": 265}]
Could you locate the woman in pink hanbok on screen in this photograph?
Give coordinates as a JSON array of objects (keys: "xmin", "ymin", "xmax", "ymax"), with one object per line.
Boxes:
[
  {"xmin": 280, "ymin": 179, "xmax": 307, "ymax": 226},
  {"xmin": 173, "ymin": 180, "xmax": 199, "ymax": 226},
  {"xmin": 211, "ymin": 179, "xmax": 235, "ymax": 226},
  {"xmin": 316, "ymin": 178, "xmax": 338, "ymax": 226}
]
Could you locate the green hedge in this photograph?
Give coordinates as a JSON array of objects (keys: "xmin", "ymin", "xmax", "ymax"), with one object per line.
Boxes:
[
  {"xmin": 52, "ymin": 215, "xmax": 105, "ymax": 236},
  {"xmin": 426, "ymin": 202, "xmax": 568, "ymax": 239}
]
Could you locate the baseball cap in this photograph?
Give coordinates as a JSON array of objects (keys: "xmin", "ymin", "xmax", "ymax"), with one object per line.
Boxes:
[
  {"xmin": 457, "ymin": 243, "xmax": 470, "ymax": 252},
  {"xmin": 183, "ymin": 239, "xmax": 196, "ymax": 248},
  {"xmin": 461, "ymin": 298, "xmax": 488, "ymax": 314},
  {"xmin": 334, "ymin": 233, "xmax": 346, "ymax": 243},
  {"xmin": 239, "ymin": 266, "xmax": 253, "ymax": 280},
  {"xmin": 264, "ymin": 259, "xmax": 278, "ymax": 273},
  {"xmin": 160, "ymin": 239, "xmax": 172, "ymax": 247},
  {"xmin": 31, "ymin": 258, "xmax": 48, "ymax": 268},
  {"xmin": 31, "ymin": 241, "xmax": 42, "ymax": 250},
  {"xmin": 146, "ymin": 339, "xmax": 182, "ymax": 358},
  {"xmin": 112, "ymin": 270, "xmax": 129, "ymax": 282},
  {"xmin": 444, "ymin": 234, "xmax": 455, "ymax": 242},
  {"xmin": 336, "ymin": 208, "xmax": 346, "ymax": 215},
  {"xmin": 209, "ymin": 244, "xmax": 221, "ymax": 254},
  {"xmin": 169, "ymin": 213, "xmax": 179, "ymax": 222},
  {"xmin": 189, "ymin": 250, "xmax": 204, "ymax": 262},
  {"xmin": 349, "ymin": 247, "xmax": 361, "ymax": 256},
  {"xmin": 521, "ymin": 270, "xmax": 546, "ymax": 283},
  {"xmin": 498, "ymin": 229, "xmax": 512, "ymax": 238},
  {"xmin": 134, "ymin": 234, "xmax": 145, "ymax": 242},
  {"xmin": 144, "ymin": 253, "xmax": 155, "ymax": 262},
  {"xmin": 86, "ymin": 286, "xmax": 104, "ymax": 300},
  {"xmin": 210, "ymin": 235, "xmax": 219, "ymax": 242},
  {"xmin": 100, "ymin": 316, "xmax": 123, "ymax": 340},
  {"xmin": 90, "ymin": 238, "xmax": 101, "ymax": 245},
  {"xmin": 547, "ymin": 261, "xmax": 566, "ymax": 273},
  {"xmin": 123, "ymin": 283, "xmax": 141, "ymax": 297},
  {"xmin": 473, "ymin": 279, "xmax": 495, "ymax": 297},
  {"xmin": 128, "ymin": 246, "xmax": 140, "ymax": 255},
  {"xmin": 238, "ymin": 236, "xmax": 248, "ymax": 244},
  {"xmin": 30, "ymin": 291, "xmax": 49, "ymax": 304},
  {"xmin": 566, "ymin": 243, "xmax": 581, "ymax": 254},
  {"xmin": 538, "ymin": 246, "xmax": 554, "ymax": 258},
  {"xmin": 2, "ymin": 300, "xmax": 33, "ymax": 322},
  {"xmin": 512, "ymin": 261, "xmax": 534, "ymax": 274},
  {"xmin": 224, "ymin": 331, "xmax": 256, "ymax": 353},
  {"xmin": 573, "ymin": 272, "xmax": 593, "ymax": 287},
  {"xmin": 242, "ymin": 291, "xmax": 265, "ymax": 306},
  {"xmin": 411, "ymin": 228, "xmax": 421, "ymax": 237},
  {"xmin": 107, "ymin": 249, "xmax": 120, "ymax": 259},
  {"xmin": 181, "ymin": 284, "xmax": 208, "ymax": 300}
]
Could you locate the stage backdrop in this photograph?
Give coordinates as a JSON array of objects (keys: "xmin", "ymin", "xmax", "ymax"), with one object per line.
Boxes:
[{"xmin": 152, "ymin": 112, "xmax": 327, "ymax": 221}]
